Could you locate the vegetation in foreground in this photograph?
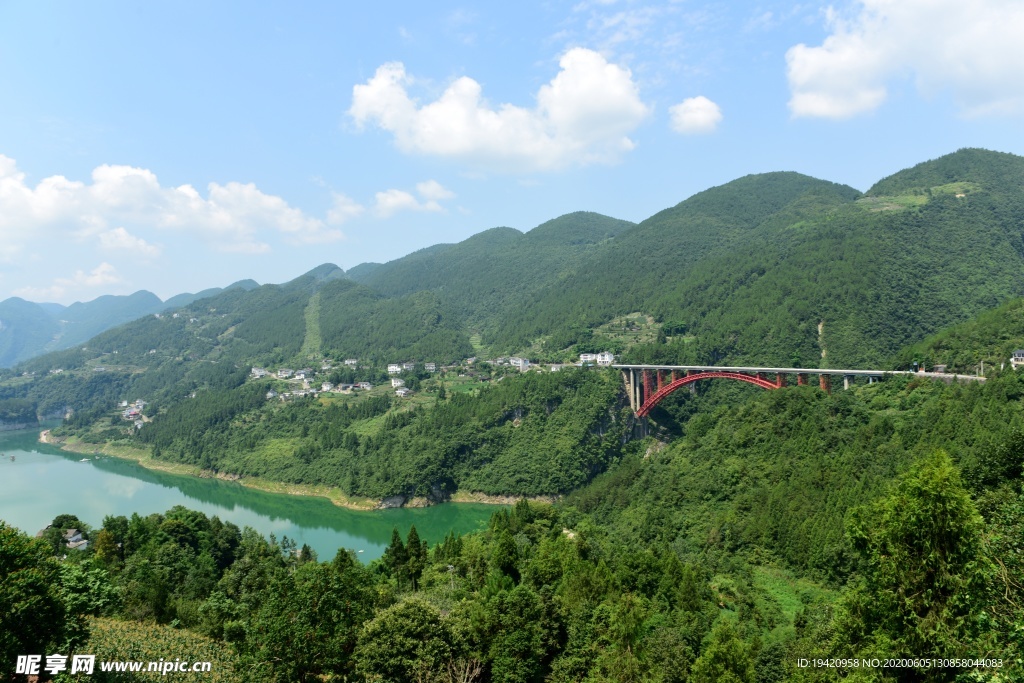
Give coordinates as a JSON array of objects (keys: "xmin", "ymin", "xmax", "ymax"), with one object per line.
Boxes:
[{"xmin": 4, "ymin": 368, "xmax": 1024, "ymax": 682}]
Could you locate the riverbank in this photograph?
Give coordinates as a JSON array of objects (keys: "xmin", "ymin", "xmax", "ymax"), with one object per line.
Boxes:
[
  {"xmin": 40, "ymin": 431, "xmax": 380, "ymax": 510},
  {"xmin": 39, "ymin": 430, "xmax": 539, "ymax": 511}
]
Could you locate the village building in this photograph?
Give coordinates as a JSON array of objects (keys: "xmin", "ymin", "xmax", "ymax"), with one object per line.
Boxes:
[
  {"xmin": 425, "ymin": 362, "xmax": 436, "ymax": 372},
  {"xmin": 510, "ymin": 357, "xmax": 530, "ymax": 370},
  {"xmin": 395, "ymin": 387, "xmax": 411, "ymax": 397},
  {"xmin": 391, "ymin": 378, "xmax": 406, "ymax": 388},
  {"xmin": 1013, "ymin": 350, "xmax": 1024, "ymax": 369},
  {"xmin": 387, "ymin": 364, "xmax": 402, "ymax": 374},
  {"xmin": 277, "ymin": 369, "xmax": 294, "ymax": 379},
  {"xmin": 64, "ymin": 529, "xmax": 88, "ymax": 551},
  {"xmin": 596, "ymin": 352, "xmax": 615, "ymax": 366},
  {"xmin": 344, "ymin": 359, "xmax": 358, "ymax": 367}
]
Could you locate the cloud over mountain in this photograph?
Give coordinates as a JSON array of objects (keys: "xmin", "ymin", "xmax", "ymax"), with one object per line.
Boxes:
[{"xmin": 349, "ymin": 48, "xmax": 651, "ymax": 172}]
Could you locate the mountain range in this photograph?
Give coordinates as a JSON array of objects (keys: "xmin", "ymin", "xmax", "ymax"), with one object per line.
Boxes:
[
  {"xmin": 5, "ymin": 147, "xmax": 1024, "ymax": 383},
  {"xmin": 0, "ymin": 281, "xmax": 260, "ymax": 367}
]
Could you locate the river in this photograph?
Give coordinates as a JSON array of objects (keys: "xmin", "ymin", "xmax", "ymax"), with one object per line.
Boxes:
[{"xmin": 0, "ymin": 427, "xmax": 499, "ymax": 562}]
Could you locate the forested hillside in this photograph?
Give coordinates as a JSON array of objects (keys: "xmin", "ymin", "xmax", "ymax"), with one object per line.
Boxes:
[
  {"xmin": 348, "ymin": 212, "xmax": 636, "ymax": 331},
  {"xmin": 6, "ymin": 370, "xmax": 1023, "ymax": 681},
  {"xmin": 496, "ymin": 150, "xmax": 1024, "ymax": 367}
]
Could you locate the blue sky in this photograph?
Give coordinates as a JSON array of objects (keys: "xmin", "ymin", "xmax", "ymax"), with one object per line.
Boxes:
[{"xmin": 1, "ymin": 0, "xmax": 1022, "ymax": 304}]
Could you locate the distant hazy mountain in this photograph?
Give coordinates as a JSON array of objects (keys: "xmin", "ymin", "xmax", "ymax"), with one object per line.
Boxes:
[{"xmin": 0, "ymin": 279, "xmax": 262, "ymax": 367}]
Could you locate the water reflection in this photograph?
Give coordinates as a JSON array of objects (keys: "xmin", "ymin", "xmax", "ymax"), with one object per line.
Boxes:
[{"xmin": 0, "ymin": 428, "xmax": 498, "ymax": 562}]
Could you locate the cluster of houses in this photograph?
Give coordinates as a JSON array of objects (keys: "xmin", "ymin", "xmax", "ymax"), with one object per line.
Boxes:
[
  {"xmin": 63, "ymin": 529, "xmax": 88, "ymax": 551},
  {"xmin": 249, "ymin": 351, "xmax": 617, "ymax": 402},
  {"xmin": 387, "ymin": 362, "xmax": 437, "ymax": 374},
  {"xmin": 35, "ymin": 526, "xmax": 89, "ymax": 551},
  {"xmin": 119, "ymin": 399, "xmax": 147, "ymax": 429}
]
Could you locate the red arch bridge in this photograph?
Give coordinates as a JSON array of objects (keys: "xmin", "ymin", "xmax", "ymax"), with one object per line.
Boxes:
[{"xmin": 613, "ymin": 364, "xmax": 985, "ymax": 418}]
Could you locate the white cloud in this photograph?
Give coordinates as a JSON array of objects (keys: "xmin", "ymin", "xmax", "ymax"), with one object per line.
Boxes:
[
  {"xmin": 669, "ymin": 96, "xmax": 723, "ymax": 134},
  {"xmin": 373, "ymin": 181, "xmax": 455, "ymax": 218},
  {"xmin": 14, "ymin": 263, "xmax": 122, "ymax": 301},
  {"xmin": 327, "ymin": 192, "xmax": 365, "ymax": 226},
  {"xmin": 98, "ymin": 227, "xmax": 162, "ymax": 257},
  {"xmin": 415, "ymin": 180, "xmax": 455, "ymax": 201},
  {"xmin": 0, "ymin": 155, "xmax": 345, "ymax": 257},
  {"xmin": 349, "ymin": 48, "xmax": 651, "ymax": 171},
  {"xmin": 787, "ymin": 0, "xmax": 1024, "ymax": 118}
]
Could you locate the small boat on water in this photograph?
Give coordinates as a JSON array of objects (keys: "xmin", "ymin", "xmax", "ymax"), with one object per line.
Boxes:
[{"xmin": 80, "ymin": 458, "xmax": 90, "ymax": 462}]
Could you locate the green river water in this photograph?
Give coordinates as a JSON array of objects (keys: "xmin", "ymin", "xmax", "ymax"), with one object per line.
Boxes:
[{"xmin": 0, "ymin": 427, "xmax": 499, "ymax": 562}]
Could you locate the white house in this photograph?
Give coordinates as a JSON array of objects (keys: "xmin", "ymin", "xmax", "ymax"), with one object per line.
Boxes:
[
  {"xmin": 1012, "ymin": 350, "xmax": 1024, "ymax": 369},
  {"xmin": 387, "ymin": 364, "xmax": 402, "ymax": 374},
  {"xmin": 321, "ymin": 382, "xmax": 334, "ymax": 392},
  {"xmin": 251, "ymin": 367, "xmax": 268, "ymax": 378},
  {"xmin": 395, "ymin": 387, "xmax": 411, "ymax": 397},
  {"xmin": 277, "ymin": 369, "xmax": 294, "ymax": 379},
  {"xmin": 403, "ymin": 362, "xmax": 416, "ymax": 371},
  {"xmin": 425, "ymin": 362, "xmax": 437, "ymax": 372},
  {"xmin": 579, "ymin": 353, "xmax": 598, "ymax": 363},
  {"xmin": 357, "ymin": 382, "xmax": 373, "ymax": 390},
  {"xmin": 596, "ymin": 352, "xmax": 615, "ymax": 366},
  {"xmin": 510, "ymin": 357, "xmax": 530, "ymax": 370},
  {"xmin": 344, "ymin": 359, "xmax": 358, "ymax": 367},
  {"xmin": 391, "ymin": 378, "xmax": 406, "ymax": 388}
]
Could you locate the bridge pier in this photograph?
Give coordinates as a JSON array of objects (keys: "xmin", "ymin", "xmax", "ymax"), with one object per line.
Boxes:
[
  {"xmin": 843, "ymin": 375, "xmax": 852, "ymax": 390},
  {"xmin": 797, "ymin": 373, "xmax": 808, "ymax": 386},
  {"xmin": 819, "ymin": 374, "xmax": 831, "ymax": 394},
  {"xmin": 776, "ymin": 373, "xmax": 787, "ymax": 388}
]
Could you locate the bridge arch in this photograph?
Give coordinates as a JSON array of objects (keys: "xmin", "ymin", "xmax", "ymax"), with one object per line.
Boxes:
[{"xmin": 636, "ymin": 371, "xmax": 779, "ymax": 417}]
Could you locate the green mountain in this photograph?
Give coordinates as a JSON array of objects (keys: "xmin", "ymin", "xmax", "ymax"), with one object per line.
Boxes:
[
  {"xmin": 5, "ymin": 148, "xmax": 1024, "ymax": 499},
  {"xmin": 495, "ymin": 150, "xmax": 1024, "ymax": 367},
  {"xmin": 895, "ymin": 295, "xmax": 1024, "ymax": 373},
  {"xmin": 348, "ymin": 212, "xmax": 636, "ymax": 331}
]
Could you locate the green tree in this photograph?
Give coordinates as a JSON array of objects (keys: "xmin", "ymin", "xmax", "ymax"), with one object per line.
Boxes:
[
  {"xmin": 689, "ymin": 619, "xmax": 753, "ymax": 683},
  {"xmin": 354, "ymin": 598, "xmax": 456, "ymax": 682},
  {"xmin": 1, "ymin": 522, "xmax": 72, "ymax": 670},
  {"xmin": 836, "ymin": 450, "xmax": 992, "ymax": 664},
  {"xmin": 406, "ymin": 526, "xmax": 427, "ymax": 591},
  {"xmin": 243, "ymin": 559, "xmax": 374, "ymax": 681},
  {"xmin": 384, "ymin": 527, "xmax": 409, "ymax": 588}
]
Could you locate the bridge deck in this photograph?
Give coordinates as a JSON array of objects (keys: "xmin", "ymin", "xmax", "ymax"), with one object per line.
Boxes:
[{"xmin": 612, "ymin": 364, "xmax": 984, "ymax": 382}]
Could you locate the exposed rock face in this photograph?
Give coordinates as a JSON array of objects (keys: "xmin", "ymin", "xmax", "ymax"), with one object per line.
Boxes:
[{"xmin": 377, "ymin": 495, "xmax": 406, "ymax": 509}]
